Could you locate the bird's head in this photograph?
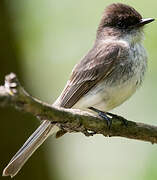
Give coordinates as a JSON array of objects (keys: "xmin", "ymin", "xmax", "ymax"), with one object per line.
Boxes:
[{"xmin": 97, "ymin": 3, "xmax": 154, "ymax": 40}]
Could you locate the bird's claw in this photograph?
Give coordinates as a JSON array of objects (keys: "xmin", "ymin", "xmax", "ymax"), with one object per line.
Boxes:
[
  {"xmin": 106, "ymin": 112, "xmax": 128, "ymax": 127},
  {"xmin": 88, "ymin": 107, "xmax": 112, "ymax": 129},
  {"xmin": 88, "ymin": 107, "xmax": 128, "ymax": 129}
]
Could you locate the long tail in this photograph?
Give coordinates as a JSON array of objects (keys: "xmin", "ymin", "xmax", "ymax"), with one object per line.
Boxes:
[{"xmin": 3, "ymin": 120, "xmax": 58, "ymax": 178}]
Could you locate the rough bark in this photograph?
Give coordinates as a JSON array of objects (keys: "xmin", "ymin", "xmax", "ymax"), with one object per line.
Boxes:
[{"xmin": 0, "ymin": 73, "xmax": 157, "ymax": 144}]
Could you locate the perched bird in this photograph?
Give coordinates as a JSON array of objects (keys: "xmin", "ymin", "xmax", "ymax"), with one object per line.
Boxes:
[{"xmin": 3, "ymin": 3, "xmax": 154, "ymax": 178}]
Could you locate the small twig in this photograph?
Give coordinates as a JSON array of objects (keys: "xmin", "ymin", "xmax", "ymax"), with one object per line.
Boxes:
[{"xmin": 0, "ymin": 73, "xmax": 157, "ymax": 144}]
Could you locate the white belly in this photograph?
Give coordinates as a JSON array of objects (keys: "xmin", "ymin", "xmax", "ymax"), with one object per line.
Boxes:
[
  {"xmin": 73, "ymin": 41, "xmax": 147, "ymax": 112},
  {"xmin": 54, "ymin": 38, "xmax": 147, "ymax": 112},
  {"xmin": 73, "ymin": 77, "xmax": 138, "ymax": 112}
]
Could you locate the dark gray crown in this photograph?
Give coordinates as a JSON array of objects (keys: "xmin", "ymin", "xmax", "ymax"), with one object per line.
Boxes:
[{"xmin": 99, "ymin": 3, "xmax": 142, "ymax": 30}]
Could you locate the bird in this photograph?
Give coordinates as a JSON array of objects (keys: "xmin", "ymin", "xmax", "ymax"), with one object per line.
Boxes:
[{"xmin": 3, "ymin": 3, "xmax": 154, "ymax": 178}]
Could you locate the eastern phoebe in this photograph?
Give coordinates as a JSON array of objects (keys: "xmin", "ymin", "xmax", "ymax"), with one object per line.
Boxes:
[{"xmin": 3, "ymin": 3, "xmax": 154, "ymax": 177}]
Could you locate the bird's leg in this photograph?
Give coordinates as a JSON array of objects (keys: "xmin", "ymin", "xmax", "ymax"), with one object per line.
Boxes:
[
  {"xmin": 88, "ymin": 107, "xmax": 112, "ymax": 129},
  {"xmin": 106, "ymin": 112, "xmax": 128, "ymax": 126},
  {"xmin": 88, "ymin": 107, "xmax": 128, "ymax": 128}
]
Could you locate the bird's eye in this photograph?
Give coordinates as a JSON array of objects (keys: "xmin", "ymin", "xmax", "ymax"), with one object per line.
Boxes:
[{"xmin": 116, "ymin": 21, "xmax": 127, "ymax": 29}]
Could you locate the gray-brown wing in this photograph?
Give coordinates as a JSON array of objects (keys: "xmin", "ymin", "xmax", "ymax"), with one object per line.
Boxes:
[{"xmin": 59, "ymin": 42, "xmax": 128, "ymax": 108}]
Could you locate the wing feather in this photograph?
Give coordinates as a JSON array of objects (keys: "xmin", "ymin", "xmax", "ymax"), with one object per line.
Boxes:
[{"xmin": 59, "ymin": 42, "xmax": 128, "ymax": 108}]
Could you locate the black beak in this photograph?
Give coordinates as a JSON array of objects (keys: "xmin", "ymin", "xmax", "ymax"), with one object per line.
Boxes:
[{"xmin": 136, "ymin": 18, "xmax": 155, "ymax": 27}]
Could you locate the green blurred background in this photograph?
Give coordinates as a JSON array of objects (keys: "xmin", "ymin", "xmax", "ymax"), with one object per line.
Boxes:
[{"xmin": 0, "ymin": 0, "xmax": 157, "ymax": 180}]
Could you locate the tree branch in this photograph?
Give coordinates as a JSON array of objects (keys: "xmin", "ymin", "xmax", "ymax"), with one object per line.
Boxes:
[{"xmin": 0, "ymin": 73, "xmax": 157, "ymax": 144}]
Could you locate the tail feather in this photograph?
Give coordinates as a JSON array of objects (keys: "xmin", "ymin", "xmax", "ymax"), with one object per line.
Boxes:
[{"xmin": 2, "ymin": 120, "xmax": 57, "ymax": 178}]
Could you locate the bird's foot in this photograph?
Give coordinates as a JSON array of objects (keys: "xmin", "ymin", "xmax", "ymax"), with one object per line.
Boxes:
[
  {"xmin": 88, "ymin": 107, "xmax": 128, "ymax": 128},
  {"xmin": 106, "ymin": 112, "xmax": 128, "ymax": 126},
  {"xmin": 88, "ymin": 107, "xmax": 112, "ymax": 129}
]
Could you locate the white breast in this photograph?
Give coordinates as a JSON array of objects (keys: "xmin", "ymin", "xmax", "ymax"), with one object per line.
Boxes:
[
  {"xmin": 73, "ymin": 78, "xmax": 137, "ymax": 112},
  {"xmin": 73, "ymin": 40, "xmax": 147, "ymax": 112}
]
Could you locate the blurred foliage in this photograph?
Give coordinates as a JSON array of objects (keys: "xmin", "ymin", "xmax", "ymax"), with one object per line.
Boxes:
[
  {"xmin": 1, "ymin": 0, "xmax": 157, "ymax": 180},
  {"xmin": 0, "ymin": 1, "xmax": 59, "ymax": 180}
]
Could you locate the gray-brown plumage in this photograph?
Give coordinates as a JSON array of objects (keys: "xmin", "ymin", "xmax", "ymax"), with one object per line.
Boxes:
[
  {"xmin": 58, "ymin": 42, "xmax": 128, "ymax": 108},
  {"xmin": 3, "ymin": 3, "xmax": 154, "ymax": 178}
]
